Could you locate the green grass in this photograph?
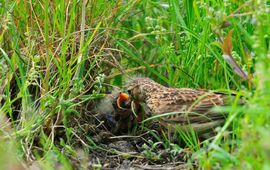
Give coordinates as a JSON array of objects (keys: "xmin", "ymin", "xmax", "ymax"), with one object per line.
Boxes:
[{"xmin": 0, "ymin": 0, "xmax": 270, "ymax": 169}]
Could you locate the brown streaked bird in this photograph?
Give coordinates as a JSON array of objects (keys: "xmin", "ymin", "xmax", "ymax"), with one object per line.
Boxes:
[{"xmin": 125, "ymin": 77, "xmax": 239, "ymax": 134}]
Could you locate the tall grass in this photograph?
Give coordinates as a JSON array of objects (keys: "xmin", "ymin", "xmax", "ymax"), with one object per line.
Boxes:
[{"xmin": 0, "ymin": 0, "xmax": 269, "ymax": 169}]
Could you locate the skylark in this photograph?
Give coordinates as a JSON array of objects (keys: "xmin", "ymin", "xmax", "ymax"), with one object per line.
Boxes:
[{"xmin": 124, "ymin": 77, "xmax": 240, "ymax": 134}]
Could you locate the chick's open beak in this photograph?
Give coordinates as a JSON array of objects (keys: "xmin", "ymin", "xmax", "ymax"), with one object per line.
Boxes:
[{"xmin": 116, "ymin": 92, "xmax": 130, "ymax": 109}]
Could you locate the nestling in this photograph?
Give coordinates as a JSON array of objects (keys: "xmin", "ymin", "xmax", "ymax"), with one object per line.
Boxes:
[{"xmin": 96, "ymin": 91, "xmax": 144, "ymax": 134}]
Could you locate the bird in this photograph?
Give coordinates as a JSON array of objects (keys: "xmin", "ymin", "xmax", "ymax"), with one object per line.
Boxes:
[
  {"xmin": 96, "ymin": 91, "xmax": 144, "ymax": 134},
  {"xmin": 114, "ymin": 92, "xmax": 146, "ymax": 133},
  {"xmin": 123, "ymin": 77, "xmax": 240, "ymax": 134}
]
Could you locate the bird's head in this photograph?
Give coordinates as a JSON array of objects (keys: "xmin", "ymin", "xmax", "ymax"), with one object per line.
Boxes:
[{"xmin": 125, "ymin": 77, "xmax": 157, "ymax": 102}]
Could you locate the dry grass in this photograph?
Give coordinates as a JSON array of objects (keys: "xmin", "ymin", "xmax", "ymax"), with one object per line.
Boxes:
[{"xmin": 0, "ymin": 0, "xmax": 269, "ymax": 169}]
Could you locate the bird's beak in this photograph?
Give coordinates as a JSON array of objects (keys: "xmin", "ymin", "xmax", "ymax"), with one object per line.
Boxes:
[{"xmin": 117, "ymin": 92, "xmax": 129, "ymax": 109}]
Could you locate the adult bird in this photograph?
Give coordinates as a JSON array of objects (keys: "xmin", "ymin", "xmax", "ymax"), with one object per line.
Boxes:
[{"xmin": 124, "ymin": 77, "xmax": 240, "ymax": 134}]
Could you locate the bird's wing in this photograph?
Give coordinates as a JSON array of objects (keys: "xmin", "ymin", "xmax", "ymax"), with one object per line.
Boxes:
[{"xmin": 146, "ymin": 88, "xmax": 227, "ymax": 123}]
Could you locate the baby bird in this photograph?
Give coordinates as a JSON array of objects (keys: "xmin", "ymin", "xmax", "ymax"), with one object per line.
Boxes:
[
  {"xmin": 125, "ymin": 77, "xmax": 238, "ymax": 134},
  {"xmin": 96, "ymin": 91, "xmax": 143, "ymax": 134}
]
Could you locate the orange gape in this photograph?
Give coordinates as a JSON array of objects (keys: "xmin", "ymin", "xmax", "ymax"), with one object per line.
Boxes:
[{"xmin": 116, "ymin": 92, "xmax": 129, "ymax": 109}]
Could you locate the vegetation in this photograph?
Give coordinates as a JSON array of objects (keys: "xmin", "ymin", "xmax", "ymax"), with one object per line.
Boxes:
[{"xmin": 0, "ymin": 0, "xmax": 269, "ymax": 169}]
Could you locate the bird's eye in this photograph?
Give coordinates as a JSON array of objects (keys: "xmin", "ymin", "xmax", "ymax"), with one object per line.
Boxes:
[{"xmin": 127, "ymin": 90, "xmax": 131, "ymax": 95}]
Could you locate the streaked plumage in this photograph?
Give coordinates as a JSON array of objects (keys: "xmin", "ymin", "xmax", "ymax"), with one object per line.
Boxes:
[{"xmin": 125, "ymin": 77, "xmax": 236, "ymax": 133}]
